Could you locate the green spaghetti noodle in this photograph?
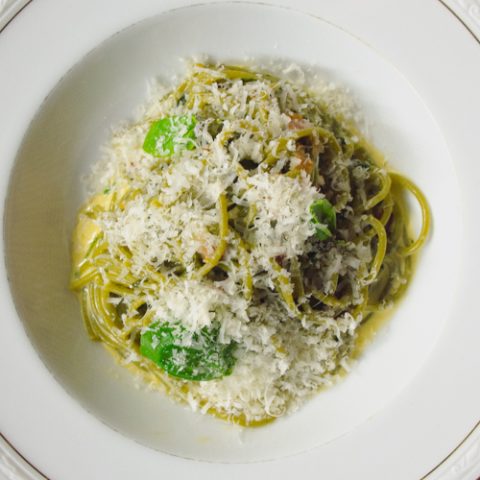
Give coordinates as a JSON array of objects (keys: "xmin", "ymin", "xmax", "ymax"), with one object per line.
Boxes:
[{"xmin": 70, "ymin": 63, "xmax": 430, "ymax": 426}]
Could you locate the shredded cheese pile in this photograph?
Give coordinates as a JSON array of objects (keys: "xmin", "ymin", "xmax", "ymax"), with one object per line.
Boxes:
[{"xmin": 71, "ymin": 63, "xmax": 424, "ymax": 424}]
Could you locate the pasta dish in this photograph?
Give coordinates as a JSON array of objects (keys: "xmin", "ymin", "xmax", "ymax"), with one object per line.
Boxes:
[{"xmin": 70, "ymin": 63, "xmax": 430, "ymax": 426}]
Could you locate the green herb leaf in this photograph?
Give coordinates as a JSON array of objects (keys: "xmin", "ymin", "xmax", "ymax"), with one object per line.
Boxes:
[
  {"xmin": 140, "ymin": 321, "xmax": 236, "ymax": 381},
  {"xmin": 143, "ymin": 115, "xmax": 196, "ymax": 157},
  {"xmin": 310, "ymin": 198, "xmax": 336, "ymax": 240}
]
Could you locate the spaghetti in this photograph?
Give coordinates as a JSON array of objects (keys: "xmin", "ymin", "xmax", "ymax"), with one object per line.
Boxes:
[{"xmin": 70, "ymin": 63, "xmax": 430, "ymax": 425}]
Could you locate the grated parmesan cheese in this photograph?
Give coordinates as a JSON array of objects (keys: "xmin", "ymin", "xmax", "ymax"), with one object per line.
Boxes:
[{"xmin": 73, "ymin": 62, "xmax": 410, "ymax": 424}]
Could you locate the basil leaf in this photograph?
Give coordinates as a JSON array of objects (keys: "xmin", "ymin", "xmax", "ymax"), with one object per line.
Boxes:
[
  {"xmin": 140, "ymin": 321, "xmax": 236, "ymax": 381},
  {"xmin": 143, "ymin": 115, "xmax": 196, "ymax": 157},
  {"xmin": 310, "ymin": 198, "xmax": 336, "ymax": 240}
]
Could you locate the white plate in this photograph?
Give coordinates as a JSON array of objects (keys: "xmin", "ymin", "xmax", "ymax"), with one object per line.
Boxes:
[{"xmin": 0, "ymin": 0, "xmax": 479, "ymax": 479}]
